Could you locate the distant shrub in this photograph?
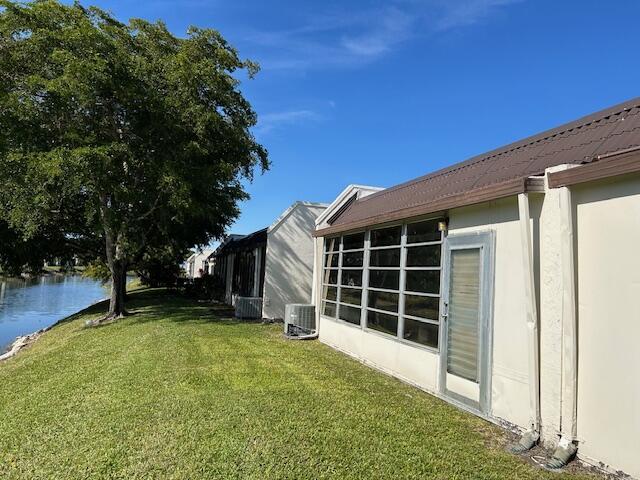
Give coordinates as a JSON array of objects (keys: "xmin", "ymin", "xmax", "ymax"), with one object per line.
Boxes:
[{"xmin": 185, "ymin": 274, "xmax": 225, "ymax": 300}]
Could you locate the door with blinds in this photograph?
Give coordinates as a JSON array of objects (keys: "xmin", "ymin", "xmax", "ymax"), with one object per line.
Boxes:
[{"xmin": 440, "ymin": 232, "xmax": 494, "ymax": 414}]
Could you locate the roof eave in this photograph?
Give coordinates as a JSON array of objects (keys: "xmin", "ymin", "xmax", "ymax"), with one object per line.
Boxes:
[
  {"xmin": 548, "ymin": 149, "xmax": 640, "ymax": 188},
  {"xmin": 313, "ymin": 177, "xmax": 528, "ymax": 237},
  {"xmin": 314, "ymin": 184, "xmax": 383, "ymax": 227}
]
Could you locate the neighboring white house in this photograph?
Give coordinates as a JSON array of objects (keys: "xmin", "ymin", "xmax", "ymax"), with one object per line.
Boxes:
[
  {"xmin": 262, "ymin": 201, "xmax": 328, "ymax": 320},
  {"xmin": 209, "ymin": 202, "xmax": 327, "ymax": 317},
  {"xmin": 311, "ymin": 97, "xmax": 640, "ymax": 478},
  {"xmin": 185, "ymin": 249, "xmax": 214, "ymax": 278}
]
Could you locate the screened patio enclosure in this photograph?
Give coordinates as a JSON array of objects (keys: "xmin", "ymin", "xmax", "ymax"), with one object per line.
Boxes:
[{"xmin": 313, "ymin": 98, "xmax": 640, "ymax": 478}]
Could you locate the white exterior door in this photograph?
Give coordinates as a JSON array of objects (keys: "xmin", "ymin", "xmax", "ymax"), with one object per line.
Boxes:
[{"xmin": 440, "ymin": 232, "xmax": 493, "ymax": 414}]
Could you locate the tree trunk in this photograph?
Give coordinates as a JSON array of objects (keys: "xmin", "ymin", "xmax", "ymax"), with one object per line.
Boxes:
[
  {"xmin": 108, "ymin": 260, "xmax": 126, "ymax": 318},
  {"xmin": 100, "ymin": 193, "xmax": 127, "ymax": 319},
  {"xmin": 120, "ymin": 265, "xmax": 128, "ymax": 303}
]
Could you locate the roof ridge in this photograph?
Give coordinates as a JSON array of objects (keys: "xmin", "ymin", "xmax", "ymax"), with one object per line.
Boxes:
[{"xmin": 359, "ymin": 97, "xmax": 640, "ymax": 204}]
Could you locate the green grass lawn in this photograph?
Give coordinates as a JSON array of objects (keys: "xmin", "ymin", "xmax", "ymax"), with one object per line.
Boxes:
[{"xmin": 0, "ymin": 289, "xmax": 600, "ymax": 480}]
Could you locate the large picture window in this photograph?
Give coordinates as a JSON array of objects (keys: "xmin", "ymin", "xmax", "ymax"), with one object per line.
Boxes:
[{"xmin": 321, "ymin": 218, "xmax": 444, "ymax": 349}]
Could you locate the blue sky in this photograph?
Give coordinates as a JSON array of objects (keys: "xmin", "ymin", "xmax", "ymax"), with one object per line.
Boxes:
[{"xmin": 78, "ymin": 0, "xmax": 639, "ymax": 238}]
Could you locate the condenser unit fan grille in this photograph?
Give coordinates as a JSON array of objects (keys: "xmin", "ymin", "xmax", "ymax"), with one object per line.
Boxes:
[{"xmin": 284, "ymin": 304, "xmax": 316, "ymax": 339}]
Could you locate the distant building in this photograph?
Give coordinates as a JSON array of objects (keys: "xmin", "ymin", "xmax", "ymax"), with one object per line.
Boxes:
[
  {"xmin": 184, "ymin": 249, "xmax": 214, "ymax": 278},
  {"xmin": 210, "ymin": 229, "xmax": 268, "ymax": 304},
  {"xmin": 210, "ymin": 201, "xmax": 327, "ymax": 320},
  {"xmin": 262, "ymin": 202, "xmax": 328, "ymax": 320}
]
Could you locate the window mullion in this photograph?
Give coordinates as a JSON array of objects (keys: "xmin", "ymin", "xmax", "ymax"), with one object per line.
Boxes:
[
  {"xmin": 398, "ymin": 224, "xmax": 408, "ymax": 341},
  {"xmin": 361, "ymin": 230, "xmax": 371, "ymax": 329},
  {"xmin": 336, "ymin": 237, "xmax": 343, "ymax": 319}
]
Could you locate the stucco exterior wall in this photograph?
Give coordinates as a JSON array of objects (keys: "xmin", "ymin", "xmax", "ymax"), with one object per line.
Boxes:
[
  {"xmin": 263, "ymin": 204, "xmax": 327, "ymax": 320},
  {"xmin": 448, "ymin": 197, "xmax": 535, "ymax": 430},
  {"xmin": 572, "ymin": 174, "xmax": 640, "ymax": 478},
  {"xmin": 319, "ymin": 320, "xmax": 440, "ymax": 391}
]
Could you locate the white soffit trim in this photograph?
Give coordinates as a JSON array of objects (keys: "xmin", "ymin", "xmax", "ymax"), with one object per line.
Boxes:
[
  {"xmin": 267, "ymin": 201, "xmax": 330, "ymax": 233},
  {"xmin": 315, "ymin": 184, "xmax": 383, "ymax": 228}
]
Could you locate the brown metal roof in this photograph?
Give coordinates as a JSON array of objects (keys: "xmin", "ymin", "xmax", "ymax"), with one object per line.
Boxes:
[{"xmin": 316, "ymin": 97, "xmax": 640, "ymax": 237}]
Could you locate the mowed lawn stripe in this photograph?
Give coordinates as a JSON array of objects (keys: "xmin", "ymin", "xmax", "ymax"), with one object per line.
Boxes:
[{"xmin": 0, "ymin": 290, "xmax": 599, "ymax": 479}]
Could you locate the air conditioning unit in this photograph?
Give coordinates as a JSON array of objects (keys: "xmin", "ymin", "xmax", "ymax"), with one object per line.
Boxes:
[
  {"xmin": 284, "ymin": 304, "xmax": 316, "ymax": 339},
  {"xmin": 235, "ymin": 296, "xmax": 262, "ymax": 320}
]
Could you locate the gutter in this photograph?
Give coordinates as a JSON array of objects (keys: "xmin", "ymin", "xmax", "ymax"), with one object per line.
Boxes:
[
  {"xmin": 548, "ymin": 148, "xmax": 640, "ymax": 188},
  {"xmin": 314, "ymin": 177, "xmax": 527, "ymax": 238}
]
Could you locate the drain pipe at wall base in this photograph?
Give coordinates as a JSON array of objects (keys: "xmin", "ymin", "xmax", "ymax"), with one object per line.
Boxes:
[
  {"xmin": 547, "ymin": 186, "xmax": 579, "ymax": 469},
  {"xmin": 511, "ymin": 193, "xmax": 541, "ymax": 453}
]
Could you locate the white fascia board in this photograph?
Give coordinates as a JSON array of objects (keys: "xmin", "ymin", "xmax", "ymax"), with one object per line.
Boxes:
[
  {"xmin": 268, "ymin": 201, "xmax": 330, "ymax": 233},
  {"xmin": 315, "ymin": 184, "xmax": 383, "ymax": 228}
]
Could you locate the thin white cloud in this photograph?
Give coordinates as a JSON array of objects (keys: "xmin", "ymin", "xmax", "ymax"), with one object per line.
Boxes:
[
  {"xmin": 255, "ymin": 109, "xmax": 321, "ymax": 135},
  {"xmin": 240, "ymin": 0, "xmax": 523, "ymax": 71},
  {"xmin": 340, "ymin": 7, "xmax": 414, "ymax": 57},
  {"xmin": 433, "ymin": 0, "xmax": 522, "ymax": 31},
  {"xmin": 241, "ymin": 6, "xmax": 415, "ymax": 70}
]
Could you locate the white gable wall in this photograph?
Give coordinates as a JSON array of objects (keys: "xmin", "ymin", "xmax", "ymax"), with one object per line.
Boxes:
[{"xmin": 262, "ymin": 203, "xmax": 327, "ymax": 320}]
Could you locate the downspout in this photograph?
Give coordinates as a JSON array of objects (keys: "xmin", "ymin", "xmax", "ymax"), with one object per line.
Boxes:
[
  {"xmin": 512, "ymin": 193, "xmax": 541, "ymax": 452},
  {"xmin": 311, "ymin": 235, "xmax": 319, "ymax": 305},
  {"xmin": 311, "ymin": 235, "xmax": 323, "ymax": 338},
  {"xmin": 547, "ymin": 186, "xmax": 578, "ymax": 468}
]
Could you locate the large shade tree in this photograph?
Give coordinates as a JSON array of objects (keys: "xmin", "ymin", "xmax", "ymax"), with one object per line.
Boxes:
[{"xmin": 0, "ymin": 0, "xmax": 268, "ymax": 319}]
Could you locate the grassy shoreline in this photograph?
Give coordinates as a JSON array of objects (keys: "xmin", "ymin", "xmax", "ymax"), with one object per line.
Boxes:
[{"xmin": 0, "ymin": 289, "xmax": 601, "ymax": 479}]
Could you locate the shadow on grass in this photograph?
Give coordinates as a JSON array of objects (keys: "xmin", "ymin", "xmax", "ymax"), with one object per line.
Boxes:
[
  {"xmin": 95, "ymin": 288, "xmax": 262, "ymax": 328},
  {"xmin": 52, "ymin": 298, "xmax": 111, "ymax": 327}
]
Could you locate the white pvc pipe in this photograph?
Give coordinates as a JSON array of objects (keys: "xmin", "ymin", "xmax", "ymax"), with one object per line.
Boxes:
[
  {"xmin": 559, "ymin": 186, "xmax": 578, "ymax": 441},
  {"xmin": 518, "ymin": 193, "xmax": 541, "ymax": 434}
]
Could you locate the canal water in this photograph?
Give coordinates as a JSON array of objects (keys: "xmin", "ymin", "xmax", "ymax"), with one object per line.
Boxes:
[{"xmin": 0, "ymin": 275, "xmax": 108, "ymax": 353}]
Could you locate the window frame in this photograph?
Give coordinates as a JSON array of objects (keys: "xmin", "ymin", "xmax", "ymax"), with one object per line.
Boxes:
[
  {"xmin": 364, "ymin": 223, "xmax": 403, "ymax": 339},
  {"xmin": 321, "ymin": 236, "xmax": 340, "ymax": 318},
  {"xmin": 320, "ymin": 217, "xmax": 444, "ymax": 351}
]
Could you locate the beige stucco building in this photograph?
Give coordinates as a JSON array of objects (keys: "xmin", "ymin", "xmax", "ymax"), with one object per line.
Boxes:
[
  {"xmin": 311, "ymin": 98, "xmax": 640, "ymax": 478},
  {"xmin": 209, "ymin": 202, "xmax": 327, "ymax": 319},
  {"xmin": 262, "ymin": 201, "xmax": 328, "ymax": 320}
]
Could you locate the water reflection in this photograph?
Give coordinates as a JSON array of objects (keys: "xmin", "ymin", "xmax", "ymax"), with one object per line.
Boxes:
[{"xmin": 0, "ymin": 275, "xmax": 107, "ymax": 352}]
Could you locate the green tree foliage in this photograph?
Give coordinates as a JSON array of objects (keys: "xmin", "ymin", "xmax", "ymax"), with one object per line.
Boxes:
[
  {"xmin": 135, "ymin": 245, "xmax": 188, "ymax": 288},
  {"xmin": 0, "ymin": 221, "xmax": 70, "ymax": 275},
  {"xmin": 0, "ymin": 1, "xmax": 268, "ymax": 318}
]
